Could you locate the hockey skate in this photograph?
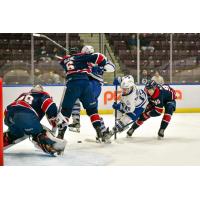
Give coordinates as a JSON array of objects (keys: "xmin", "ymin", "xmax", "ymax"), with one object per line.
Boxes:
[
  {"xmin": 68, "ymin": 122, "xmax": 80, "ymax": 133},
  {"xmin": 96, "ymin": 127, "xmax": 111, "ymax": 143},
  {"xmin": 104, "ymin": 127, "xmax": 116, "ymax": 140},
  {"xmin": 127, "ymin": 125, "xmax": 136, "ymax": 138},
  {"xmin": 57, "ymin": 126, "xmax": 67, "ymax": 140},
  {"xmin": 157, "ymin": 129, "xmax": 165, "ymax": 140},
  {"xmin": 102, "ymin": 128, "xmax": 112, "ymax": 143}
]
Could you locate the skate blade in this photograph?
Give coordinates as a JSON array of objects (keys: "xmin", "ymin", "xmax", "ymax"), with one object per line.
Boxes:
[
  {"xmin": 126, "ymin": 134, "xmax": 132, "ymax": 138},
  {"xmin": 69, "ymin": 127, "xmax": 80, "ymax": 133},
  {"xmin": 157, "ymin": 135, "xmax": 164, "ymax": 140},
  {"xmin": 104, "ymin": 140, "xmax": 112, "ymax": 144}
]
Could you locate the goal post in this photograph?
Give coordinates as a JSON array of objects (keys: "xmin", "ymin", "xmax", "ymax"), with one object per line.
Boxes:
[{"xmin": 0, "ymin": 79, "xmax": 3, "ymax": 166}]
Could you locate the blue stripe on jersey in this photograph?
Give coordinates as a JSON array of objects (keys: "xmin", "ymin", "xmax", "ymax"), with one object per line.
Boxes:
[{"xmin": 135, "ymin": 89, "xmax": 148, "ymax": 108}]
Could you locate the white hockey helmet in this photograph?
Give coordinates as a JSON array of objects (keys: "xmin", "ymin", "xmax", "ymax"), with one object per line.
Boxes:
[
  {"xmin": 31, "ymin": 84, "xmax": 44, "ymax": 92},
  {"xmin": 81, "ymin": 45, "xmax": 95, "ymax": 54},
  {"xmin": 120, "ymin": 75, "xmax": 137, "ymax": 96}
]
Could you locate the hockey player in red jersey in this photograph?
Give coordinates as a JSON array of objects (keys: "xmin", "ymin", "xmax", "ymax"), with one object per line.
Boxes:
[
  {"xmin": 56, "ymin": 45, "xmax": 112, "ymax": 143},
  {"xmin": 4, "ymin": 85, "xmax": 66, "ymax": 155},
  {"xmin": 127, "ymin": 80, "xmax": 177, "ymax": 139}
]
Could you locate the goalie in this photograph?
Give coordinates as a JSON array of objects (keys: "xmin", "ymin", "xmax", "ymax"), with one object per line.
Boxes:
[
  {"xmin": 106, "ymin": 75, "xmax": 148, "ymax": 139},
  {"xmin": 3, "ymin": 85, "xmax": 66, "ymax": 156}
]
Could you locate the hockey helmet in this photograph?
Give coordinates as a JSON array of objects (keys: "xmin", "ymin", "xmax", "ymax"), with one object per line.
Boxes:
[
  {"xmin": 145, "ymin": 80, "xmax": 157, "ymax": 90},
  {"xmin": 69, "ymin": 47, "xmax": 79, "ymax": 55},
  {"xmin": 31, "ymin": 84, "xmax": 44, "ymax": 92},
  {"xmin": 81, "ymin": 45, "xmax": 94, "ymax": 54},
  {"xmin": 121, "ymin": 75, "xmax": 137, "ymax": 96}
]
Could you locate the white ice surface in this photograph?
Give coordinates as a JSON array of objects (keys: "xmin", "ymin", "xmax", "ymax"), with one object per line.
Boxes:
[{"xmin": 3, "ymin": 113, "xmax": 200, "ymax": 166}]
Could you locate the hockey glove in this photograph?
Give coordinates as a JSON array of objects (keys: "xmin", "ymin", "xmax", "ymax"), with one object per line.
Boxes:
[
  {"xmin": 91, "ymin": 65, "xmax": 104, "ymax": 74},
  {"xmin": 113, "ymin": 77, "xmax": 122, "ymax": 86},
  {"xmin": 112, "ymin": 102, "xmax": 122, "ymax": 111}
]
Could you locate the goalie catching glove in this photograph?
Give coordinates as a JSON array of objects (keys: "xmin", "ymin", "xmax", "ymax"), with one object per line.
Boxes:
[{"xmin": 32, "ymin": 129, "xmax": 67, "ymax": 156}]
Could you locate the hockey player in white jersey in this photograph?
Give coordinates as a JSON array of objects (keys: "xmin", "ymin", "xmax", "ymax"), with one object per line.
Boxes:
[{"xmin": 106, "ymin": 75, "xmax": 148, "ymax": 139}]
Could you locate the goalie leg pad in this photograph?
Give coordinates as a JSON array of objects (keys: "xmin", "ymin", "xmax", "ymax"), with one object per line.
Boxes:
[
  {"xmin": 46, "ymin": 131, "xmax": 67, "ymax": 152},
  {"xmin": 32, "ymin": 130, "xmax": 67, "ymax": 155}
]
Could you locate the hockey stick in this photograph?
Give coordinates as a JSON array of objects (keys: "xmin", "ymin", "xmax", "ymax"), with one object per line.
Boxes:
[
  {"xmin": 84, "ymin": 120, "xmax": 135, "ymax": 143},
  {"xmin": 33, "ymin": 33, "xmax": 69, "ymax": 53},
  {"xmin": 52, "ymin": 86, "xmax": 67, "ymax": 134},
  {"xmin": 33, "ymin": 34, "xmax": 68, "ymax": 134},
  {"xmin": 114, "ymin": 71, "xmax": 117, "ymax": 140}
]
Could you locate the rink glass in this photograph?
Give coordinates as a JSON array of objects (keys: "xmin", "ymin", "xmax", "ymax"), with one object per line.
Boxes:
[{"xmin": 0, "ymin": 33, "xmax": 200, "ymax": 85}]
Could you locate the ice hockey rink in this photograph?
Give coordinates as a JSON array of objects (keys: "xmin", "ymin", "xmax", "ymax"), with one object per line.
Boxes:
[{"xmin": 3, "ymin": 113, "xmax": 200, "ymax": 166}]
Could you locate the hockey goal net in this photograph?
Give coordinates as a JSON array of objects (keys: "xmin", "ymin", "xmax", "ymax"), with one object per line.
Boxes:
[{"xmin": 0, "ymin": 79, "xmax": 3, "ymax": 166}]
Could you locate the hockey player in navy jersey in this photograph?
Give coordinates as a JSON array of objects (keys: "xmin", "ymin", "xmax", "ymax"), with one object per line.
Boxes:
[
  {"xmin": 105, "ymin": 75, "xmax": 148, "ymax": 139},
  {"xmin": 3, "ymin": 85, "xmax": 66, "ymax": 155},
  {"xmin": 57, "ymin": 45, "xmax": 112, "ymax": 142},
  {"xmin": 127, "ymin": 80, "xmax": 177, "ymax": 139},
  {"xmin": 68, "ymin": 59, "xmax": 115, "ymax": 133}
]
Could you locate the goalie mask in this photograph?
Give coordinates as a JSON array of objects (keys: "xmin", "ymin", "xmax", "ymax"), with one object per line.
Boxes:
[
  {"xmin": 31, "ymin": 85, "xmax": 44, "ymax": 92},
  {"xmin": 81, "ymin": 45, "xmax": 94, "ymax": 54},
  {"xmin": 121, "ymin": 75, "xmax": 137, "ymax": 96}
]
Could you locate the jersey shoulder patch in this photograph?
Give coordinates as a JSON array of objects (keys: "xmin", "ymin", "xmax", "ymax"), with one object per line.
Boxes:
[{"xmin": 93, "ymin": 53, "xmax": 107, "ymax": 65}]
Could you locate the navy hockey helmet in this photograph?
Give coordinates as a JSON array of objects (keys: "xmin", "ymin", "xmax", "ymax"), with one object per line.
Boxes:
[
  {"xmin": 69, "ymin": 47, "xmax": 79, "ymax": 55},
  {"xmin": 145, "ymin": 80, "xmax": 157, "ymax": 90}
]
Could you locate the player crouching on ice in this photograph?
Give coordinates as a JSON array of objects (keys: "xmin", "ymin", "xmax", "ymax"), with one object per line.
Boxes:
[
  {"xmin": 106, "ymin": 75, "xmax": 148, "ymax": 139},
  {"xmin": 3, "ymin": 85, "xmax": 67, "ymax": 156},
  {"xmin": 127, "ymin": 80, "xmax": 177, "ymax": 139}
]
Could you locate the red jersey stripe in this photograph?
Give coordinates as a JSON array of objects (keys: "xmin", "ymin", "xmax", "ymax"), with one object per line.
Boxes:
[
  {"xmin": 95, "ymin": 53, "xmax": 105, "ymax": 65},
  {"xmin": 66, "ymin": 69, "xmax": 91, "ymax": 75},
  {"xmin": 155, "ymin": 106, "xmax": 163, "ymax": 114},
  {"xmin": 152, "ymin": 87, "xmax": 160, "ymax": 99},
  {"xmin": 41, "ymin": 98, "xmax": 53, "ymax": 113},
  {"xmin": 11, "ymin": 101, "xmax": 38, "ymax": 116}
]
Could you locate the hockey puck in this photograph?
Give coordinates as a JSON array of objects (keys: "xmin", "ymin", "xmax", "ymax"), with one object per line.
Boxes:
[{"xmin": 77, "ymin": 140, "xmax": 82, "ymax": 143}]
